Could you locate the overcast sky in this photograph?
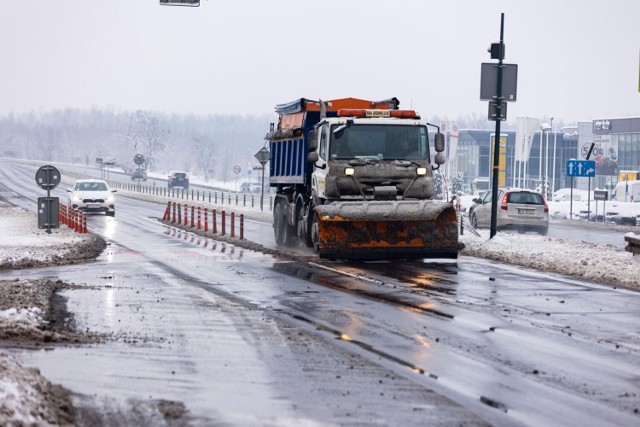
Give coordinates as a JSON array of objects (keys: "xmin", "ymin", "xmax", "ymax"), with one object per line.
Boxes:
[{"xmin": 1, "ymin": 0, "xmax": 638, "ymax": 124}]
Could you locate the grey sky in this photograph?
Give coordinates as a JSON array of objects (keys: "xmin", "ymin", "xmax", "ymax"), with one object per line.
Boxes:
[{"xmin": 1, "ymin": 0, "xmax": 638, "ymax": 124}]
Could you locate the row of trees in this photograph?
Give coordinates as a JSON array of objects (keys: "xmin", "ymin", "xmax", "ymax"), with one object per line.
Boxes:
[
  {"xmin": 0, "ymin": 108, "xmax": 517, "ymax": 183},
  {"xmin": 0, "ymin": 108, "xmax": 271, "ymax": 184}
]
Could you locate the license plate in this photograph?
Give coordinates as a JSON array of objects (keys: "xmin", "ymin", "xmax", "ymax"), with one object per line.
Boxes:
[
  {"xmin": 88, "ymin": 203, "xmax": 100, "ymax": 209},
  {"xmin": 519, "ymin": 209, "xmax": 535, "ymax": 215}
]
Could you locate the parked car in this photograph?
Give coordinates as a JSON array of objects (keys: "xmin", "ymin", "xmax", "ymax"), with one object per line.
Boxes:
[
  {"xmin": 470, "ymin": 188, "xmax": 549, "ymax": 235},
  {"xmin": 168, "ymin": 171, "xmax": 189, "ymax": 190},
  {"xmin": 240, "ymin": 182, "xmax": 266, "ymax": 193},
  {"xmin": 467, "ymin": 190, "xmax": 488, "ymax": 218},
  {"xmin": 605, "ymin": 203, "xmax": 639, "ymax": 226},
  {"xmin": 67, "ymin": 179, "xmax": 116, "ymax": 216},
  {"xmin": 131, "ymin": 168, "xmax": 147, "ymax": 181}
]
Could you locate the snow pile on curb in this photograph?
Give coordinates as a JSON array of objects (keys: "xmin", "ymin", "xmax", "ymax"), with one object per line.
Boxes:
[
  {"xmin": 0, "ymin": 351, "xmax": 74, "ymax": 426},
  {"xmin": 460, "ymin": 230, "xmax": 640, "ymax": 290}
]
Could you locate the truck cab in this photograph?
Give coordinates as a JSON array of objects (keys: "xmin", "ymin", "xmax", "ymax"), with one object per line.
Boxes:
[{"xmin": 309, "ymin": 110, "xmax": 439, "ymax": 203}]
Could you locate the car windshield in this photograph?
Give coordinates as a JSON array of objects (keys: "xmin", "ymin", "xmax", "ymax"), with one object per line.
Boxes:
[
  {"xmin": 75, "ymin": 182, "xmax": 108, "ymax": 191},
  {"xmin": 508, "ymin": 192, "xmax": 544, "ymax": 205},
  {"xmin": 329, "ymin": 124, "xmax": 430, "ymax": 161},
  {"xmin": 173, "ymin": 173, "xmax": 187, "ymax": 179}
]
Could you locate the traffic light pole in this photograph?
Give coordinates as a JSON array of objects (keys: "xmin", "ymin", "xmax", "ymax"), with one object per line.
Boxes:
[{"xmin": 490, "ymin": 13, "xmax": 505, "ymax": 239}]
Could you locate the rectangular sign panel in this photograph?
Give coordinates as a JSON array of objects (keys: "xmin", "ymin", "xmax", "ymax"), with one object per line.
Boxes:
[
  {"xmin": 566, "ymin": 160, "xmax": 596, "ymax": 177},
  {"xmin": 480, "ymin": 63, "xmax": 518, "ymax": 101},
  {"xmin": 594, "ymin": 190, "xmax": 608, "ymax": 201}
]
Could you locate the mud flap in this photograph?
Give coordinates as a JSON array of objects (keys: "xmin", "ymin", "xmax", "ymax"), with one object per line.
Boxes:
[{"xmin": 315, "ymin": 200, "xmax": 459, "ymax": 260}]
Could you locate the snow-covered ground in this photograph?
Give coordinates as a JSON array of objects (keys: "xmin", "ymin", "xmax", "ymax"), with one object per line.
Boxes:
[{"xmin": 1, "ymin": 191, "xmax": 639, "ymax": 424}]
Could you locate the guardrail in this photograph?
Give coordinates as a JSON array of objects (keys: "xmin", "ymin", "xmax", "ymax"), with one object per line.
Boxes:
[
  {"xmin": 65, "ymin": 169, "xmax": 275, "ymax": 212},
  {"xmin": 624, "ymin": 234, "xmax": 640, "ymax": 256}
]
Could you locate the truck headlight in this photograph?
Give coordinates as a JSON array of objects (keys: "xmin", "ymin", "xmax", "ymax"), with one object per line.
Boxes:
[
  {"xmin": 345, "ymin": 167, "xmax": 355, "ymax": 176},
  {"xmin": 416, "ymin": 167, "xmax": 427, "ymax": 176}
]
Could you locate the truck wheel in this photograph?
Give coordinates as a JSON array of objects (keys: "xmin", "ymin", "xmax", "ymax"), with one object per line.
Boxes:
[
  {"xmin": 282, "ymin": 219, "xmax": 296, "ymax": 246},
  {"xmin": 470, "ymin": 213, "xmax": 478, "ymax": 228},
  {"xmin": 274, "ymin": 202, "xmax": 286, "ymax": 245},
  {"xmin": 310, "ymin": 211, "xmax": 320, "ymax": 253}
]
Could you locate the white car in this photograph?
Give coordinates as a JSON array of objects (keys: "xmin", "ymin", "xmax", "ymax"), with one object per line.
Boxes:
[{"xmin": 67, "ymin": 179, "xmax": 116, "ymax": 216}]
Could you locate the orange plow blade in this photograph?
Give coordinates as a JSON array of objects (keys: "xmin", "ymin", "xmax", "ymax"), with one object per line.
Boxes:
[{"xmin": 315, "ymin": 200, "xmax": 459, "ymax": 260}]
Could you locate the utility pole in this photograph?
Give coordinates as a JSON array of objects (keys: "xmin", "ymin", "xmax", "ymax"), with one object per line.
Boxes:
[
  {"xmin": 480, "ymin": 13, "xmax": 518, "ymax": 238},
  {"xmin": 489, "ymin": 14, "xmax": 505, "ymax": 239}
]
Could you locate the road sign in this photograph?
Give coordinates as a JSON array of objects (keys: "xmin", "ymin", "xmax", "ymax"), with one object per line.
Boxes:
[
  {"xmin": 480, "ymin": 63, "xmax": 518, "ymax": 101},
  {"xmin": 233, "ymin": 165, "xmax": 241, "ymax": 174},
  {"xmin": 594, "ymin": 190, "xmax": 608, "ymax": 201},
  {"xmin": 566, "ymin": 159, "xmax": 596, "ymax": 177},
  {"xmin": 37, "ymin": 197, "xmax": 60, "ymax": 229},
  {"xmin": 254, "ymin": 147, "xmax": 270, "ymax": 165},
  {"xmin": 134, "ymin": 154, "xmax": 145, "ymax": 165},
  {"xmin": 35, "ymin": 165, "xmax": 61, "ymax": 190},
  {"xmin": 488, "ymin": 100, "xmax": 507, "ymax": 121}
]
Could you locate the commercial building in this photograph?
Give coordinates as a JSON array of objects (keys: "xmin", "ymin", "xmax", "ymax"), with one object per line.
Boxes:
[{"xmin": 448, "ymin": 116, "xmax": 640, "ymax": 195}]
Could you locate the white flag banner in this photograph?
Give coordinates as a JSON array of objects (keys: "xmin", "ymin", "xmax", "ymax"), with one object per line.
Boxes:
[
  {"xmin": 515, "ymin": 117, "xmax": 539, "ymax": 162},
  {"xmin": 448, "ymin": 123, "xmax": 459, "ymax": 163}
]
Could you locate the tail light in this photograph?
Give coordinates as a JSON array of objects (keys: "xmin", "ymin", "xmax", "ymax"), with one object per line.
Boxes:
[
  {"xmin": 543, "ymin": 197, "xmax": 549, "ymax": 213},
  {"xmin": 500, "ymin": 193, "xmax": 508, "ymax": 210}
]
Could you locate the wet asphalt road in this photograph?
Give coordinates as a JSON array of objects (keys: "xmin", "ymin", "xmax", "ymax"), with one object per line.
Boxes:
[{"xmin": 1, "ymin": 160, "xmax": 639, "ymax": 426}]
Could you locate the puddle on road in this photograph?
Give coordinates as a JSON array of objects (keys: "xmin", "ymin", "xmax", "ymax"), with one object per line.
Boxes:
[{"xmin": 272, "ymin": 261, "xmax": 455, "ymax": 320}]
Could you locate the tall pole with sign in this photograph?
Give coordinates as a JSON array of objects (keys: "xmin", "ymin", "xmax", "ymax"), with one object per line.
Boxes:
[
  {"xmin": 35, "ymin": 165, "xmax": 61, "ymax": 234},
  {"xmin": 480, "ymin": 13, "xmax": 518, "ymax": 238},
  {"xmin": 254, "ymin": 147, "xmax": 270, "ymax": 211}
]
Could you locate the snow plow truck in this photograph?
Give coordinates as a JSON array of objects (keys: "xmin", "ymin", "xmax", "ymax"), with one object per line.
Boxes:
[{"xmin": 266, "ymin": 97, "xmax": 459, "ymax": 260}]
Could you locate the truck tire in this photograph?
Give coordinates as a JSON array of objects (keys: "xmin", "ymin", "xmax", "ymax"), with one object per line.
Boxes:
[
  {"xmin": 274, "ymin": 202, "xmax": 286, "ymax": 245},
  {"xmin": 282, "ymin": 218, "xmax": 296, "ymax": 246}
]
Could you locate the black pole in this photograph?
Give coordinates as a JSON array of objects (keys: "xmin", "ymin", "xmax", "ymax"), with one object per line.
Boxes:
[
  {"xmin": 489, "ymin": 13, "xmax": 505, "ymax": 239},
  {"xmin": 570, "ymin": 176, "xmax": 574, "ymax": 219},
  {"xmin": 46, "ymin": 167, "xmax": 52, "ymax": 234},
  {"xmin": 587, "ymin": 177, "xmax": 592, "ymax": 221},
  {"xmin": 260, "ymin": 164, "xmax": 265, "ymax": 211}
]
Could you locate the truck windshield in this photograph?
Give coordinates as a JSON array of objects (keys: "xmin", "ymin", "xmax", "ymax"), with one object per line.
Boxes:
[{"xmin": 329, "ymin": 124, "xmax": 430, "ymax": 161}]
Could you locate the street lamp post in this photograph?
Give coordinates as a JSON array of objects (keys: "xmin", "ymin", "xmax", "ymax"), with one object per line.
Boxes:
[
  {"xmin": 552, "ymin": 119, "xmax": 558, "ymax": 196},
  {"xmin": 539, "ymin": 122, "xmax": 552, "ymax": 195}
]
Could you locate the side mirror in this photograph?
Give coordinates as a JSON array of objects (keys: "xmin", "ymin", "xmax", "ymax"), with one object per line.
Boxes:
[
  {"xmin": 112, "ymin": 190, "xmax": 117, "ymax": 193},
  {"xmin": 472, "ymin": 198, "xmax": 481, "ymax": 204},
  {"xmin": 307, "ymin": 152, "xmax": 319, "ymax": 163},
  {"xmin": 66, "ymin": 189, "xmax": 71, "ymax": 193},
  {"xmin": 308, "ymin": 130, "xmax": 318, "ymax": 151},
  {"xmin": 434, "ymin": 152, "xmax": 445, "ymax": 165},
  {"xmin": 434, "ymin": 132, "xmax": 445, "ymax": 153}
]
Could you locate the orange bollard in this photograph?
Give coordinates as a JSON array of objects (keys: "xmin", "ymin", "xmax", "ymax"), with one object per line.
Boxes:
[
  {"xmin": 163, "ymin": 201, "xmax": 171, "ymax": 221},
  {"xmin": 183, "ymin": 203, "xmax": 188, "ymax": 226},
  {"xmin": 240, "ymin": 214, "xmax": 244, "ymax": 240},
  {"xmin": 221, "ymin": 210, "xmax": 226, "ymax": 235},
  {"xmin": 172, "ymin": 202, "xmax": 177, "ymax": 223},
  {"xmin": 197, "ymin": 206, "xmax": 201, "ymax": 230},
  {"xmin": 212, "ymin": 209, "xmax": 217, "ymax": 234},
  {"xmin": 73, "ymin": 208, "xmax": 77, "ymax": 231},
  {"xmin": 204, "ymin": 208, "xmax": 208, "ymax": 232},
  {"xmin": 231, "ymin": 212, "xmax": 235, "ymax": 237},
  {"xmin": 190, "ymin": 206, "xmax": 195, "ymax": 227},
  {"xmin": 82, "ymin": 212, "xmax": 87, "ymax": 233}
]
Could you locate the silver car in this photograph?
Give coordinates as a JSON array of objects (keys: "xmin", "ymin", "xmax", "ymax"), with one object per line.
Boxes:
[
  {"xmin": 67, "ymin": 179, "xmax": 116, "ymax": 216},
  {"xmin": 470, "ymin": 188, "xmax": 549, "ymax": 235}
]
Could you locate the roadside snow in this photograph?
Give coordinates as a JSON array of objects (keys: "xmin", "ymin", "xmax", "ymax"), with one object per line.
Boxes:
[
  {"xmin": 460, "ymin": 230, "xmax": 639, "ymax": 290},
  {"xmin": 0, "ymin": 193, "xmax": 639, "ymax": 425}
]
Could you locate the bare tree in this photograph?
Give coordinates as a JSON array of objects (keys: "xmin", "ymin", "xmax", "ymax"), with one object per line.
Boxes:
[
  {"xmin": 120, "ymin": 110, "xmax": 168, "ymax": 171},
  {"xmin": 190, "ymin": 135, "xmax": 216, "ymax": 182}
]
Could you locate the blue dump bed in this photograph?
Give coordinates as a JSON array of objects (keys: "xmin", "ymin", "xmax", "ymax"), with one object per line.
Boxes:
[
  {"xmin": 269, "ymin": 136, "xmax": 308, "ymax": 185},
  {"xmin": 268, "ymin": 110, "xmax": 324, "ymax": 186}
]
